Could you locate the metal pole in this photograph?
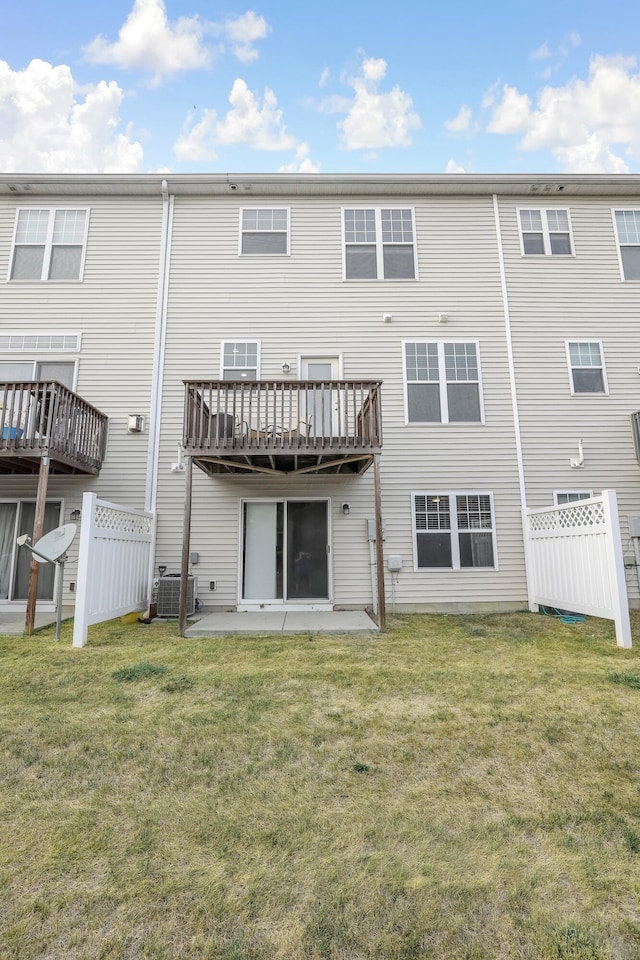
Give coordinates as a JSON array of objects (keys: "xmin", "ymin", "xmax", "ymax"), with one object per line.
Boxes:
[{"xmin": 55, "ymin": 559, "xmax": 64, "ymax": 642}]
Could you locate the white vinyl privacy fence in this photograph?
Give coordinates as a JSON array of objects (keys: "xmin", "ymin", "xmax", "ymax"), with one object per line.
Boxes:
[
  {"xmin": 72, "ymin": 493, "xmax": 155, "ymax": 648},
  {"xmin": 523, "ymin": 490, "xmax": 631, "ymax": 648}
]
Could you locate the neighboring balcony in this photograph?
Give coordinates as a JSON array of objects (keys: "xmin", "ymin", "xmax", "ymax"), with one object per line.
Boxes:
[
  {"xmin": 183, "ymin": 379, "xmax": 383, "ymax": 476},
  {"xmin": 0, "ymin": 381, "xmax": 108, "ymax": 475}
]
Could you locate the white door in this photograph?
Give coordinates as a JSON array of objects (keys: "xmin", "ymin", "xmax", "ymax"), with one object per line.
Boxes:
[{"xmin": 299, "ymin": 356, "xmax": 342, "ymax": 437}]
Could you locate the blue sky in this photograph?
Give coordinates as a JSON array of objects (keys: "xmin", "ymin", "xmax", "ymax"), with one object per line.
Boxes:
[{"xmin": 1, "ymin": 0, "xmax": 640, "ymax": 174}]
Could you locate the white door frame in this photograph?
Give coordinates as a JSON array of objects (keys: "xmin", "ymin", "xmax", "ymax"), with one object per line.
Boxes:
[
  {"xmin": 298, "ymin": 354, "xmax": 344, "ymax": 437},
  {"xmin": 237, "ymin": 496, "xmax": 334, "ymax": 611}
]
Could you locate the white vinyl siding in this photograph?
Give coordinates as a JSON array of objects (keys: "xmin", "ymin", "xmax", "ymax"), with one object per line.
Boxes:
[
  {"xmin": 240, "ymin": 208, "xmax": 289, "ymax": 256},
  {"xmin": 518, "ymin": 208, "xmax": 573, "ymax": 256},
  {"xmin": 9, "ymin": 208, "xmax": 89, "ymax": 280},
  {"xmin": 404, "ymin": 341, "xmax": 483, "ymax": 423},
  {"xmin": 566, "ymin": 341, "xmax": 607, "ymax": 395},
  {"xmin": 343, "ymin": 208, "xmax": 417, "ymax": 279},
  {"xmin": 221, "ymin": 341, "xmax": 260, "ymax": 380},
  {"xmin": 413, "ymin": 493, "xmax": 497, "ymax": 570},
  {"xmin": 613, "ymin": 209, "xmax": 640, "ymax": 280}
]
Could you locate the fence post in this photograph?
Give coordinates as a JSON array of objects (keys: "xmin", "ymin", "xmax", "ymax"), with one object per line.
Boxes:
[
  {"xmin": 601, "ymin": 489, "xmax": 632, "ymax": 648},
  {"xmin": 72, "ymin": 492, "xmax": 96, "ymax": 648},
  {"xmin": 521, "ymin": 507, "xmax": 539, "ymax": 613}
]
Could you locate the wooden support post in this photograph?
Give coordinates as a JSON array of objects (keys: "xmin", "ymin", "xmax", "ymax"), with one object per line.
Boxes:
[
  {"xmin": 24, "ymin": 456, "xmax": 50, "ymax": 635},
  {"xmin": 178, "ymin": 456, "xmax": 193, "ymax": 638},
  {"xmin": 373, "ymin": 454, "xmax": 386, "ymax": 629}
]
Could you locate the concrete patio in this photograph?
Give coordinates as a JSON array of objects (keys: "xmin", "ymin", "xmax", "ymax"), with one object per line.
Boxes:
[
  {"xmin": 0, "ymin": 607, "xmax": 75, "ymax": 635},
  {"xmin": 0, "ymin": 608, "xmax": 380, "ymax": 638},
  {"xmin": 184, "ymin": 610, "xmax": 380, "ymax": 636}
]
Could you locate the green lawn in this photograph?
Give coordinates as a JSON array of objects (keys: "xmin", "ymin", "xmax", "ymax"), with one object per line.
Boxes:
[{"xmin": 1, "ymin": 612, "xmax": 640, "ymax": 959}]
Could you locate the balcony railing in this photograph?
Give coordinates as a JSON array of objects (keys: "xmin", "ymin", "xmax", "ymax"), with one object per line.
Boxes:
[
  {"xmin": 183, "ymin": 380, "xmax": 382, "ymax": 474},
  {"xmin": 0, "ymin": 381, "xmax": 108, "ymax": 475}
]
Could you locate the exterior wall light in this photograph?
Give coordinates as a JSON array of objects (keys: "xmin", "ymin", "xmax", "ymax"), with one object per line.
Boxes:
[
  {"xmin": 282, "ymin": 361, "xmax": 291, "ymax": 374},
  {"xmin": 341, "ymin": 503, "xmax": 350, "ymax": 515}
]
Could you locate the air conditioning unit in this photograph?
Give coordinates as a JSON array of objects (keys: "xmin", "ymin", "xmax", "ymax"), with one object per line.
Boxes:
[{"xmin": 157, "ymin": 576, "xmax": 195, "ymax": 618}]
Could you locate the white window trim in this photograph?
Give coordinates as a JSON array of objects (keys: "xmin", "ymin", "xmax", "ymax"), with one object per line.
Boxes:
[
  {"xmin": 0, "ymin": 332, "xmax": 82, "ymax": 352},
  {"xmin": 0, "ymin": 358, "xmax": 79, "ymax": 391},
  {"xmin": 342, "ymin": 207, "xmax": 418, "ymax": 281},
  {"xmin": 611, "ymin": 207, "xmax": 640, "ymax": 282},
  {"xmin": 402, "ymin": 339, "xmax": 485, "ymax": 425},
  {"xmin": 553, "ymin": 490, "xmax": 594, "ymax": 506},
  {"xmin": 8, "ymin": 208, "xmax": 90, "ymax": 282},
  {"xmin": 220, "ymin": 340, "xmax": 261, "ymax": 379},
  {"xmin": 411, "ymin": 491, "xmax": 498, "ymax": 572},
  {"xmin": 517, "ymin": 207, "xmax": 575, "ymax": 257},
  {"xmin": 565, "ymin": 339, "xmax": 608, "ymax": 396},
  {"xmin": 238, "ymin": 207, "xmax": 290, "ymax": 256}
]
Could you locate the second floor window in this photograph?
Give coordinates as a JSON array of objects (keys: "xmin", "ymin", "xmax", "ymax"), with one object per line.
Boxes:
[
  {"xmin": 566, "ymin": 341, "xmax": 607, "ymax": 395},
  {"xmin": 518, "ymin": 208, "xmax": 573, "ymax": 256},
  {"xmin": 221, "ymin": 341, "xmax": 260, "ymax": 380},
  {"xmin": 613, "ymin": 210, "xmax": 640, "ymax": 280},
  {"xmin": 240, "ymin": 209, "xmax": 289, "ymax": 255},
  {"xmin": 404, "ymin": 341, "xmax": 482, "ymax": 423},
  {"xmin": 10, "ymin": 209, "xmax": 89, "ymax": 281},
  {"xmin": 343, "ymin": 208, "xmax": 416, "ymax": 280}
]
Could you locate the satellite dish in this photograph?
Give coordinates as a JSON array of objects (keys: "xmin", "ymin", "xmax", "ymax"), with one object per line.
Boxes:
[{"xmin": 31, "ymin": 523, "xmax": 77, "ymax": 563}]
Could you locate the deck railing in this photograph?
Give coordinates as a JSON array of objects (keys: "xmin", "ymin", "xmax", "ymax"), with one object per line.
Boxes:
[
  {"xmin": 0, "ymin": 381, "xmax": 108, "ymax": 471},
  {"xmin": 183, "ymin": 380, "xmax": 382, "ymax": 453}
]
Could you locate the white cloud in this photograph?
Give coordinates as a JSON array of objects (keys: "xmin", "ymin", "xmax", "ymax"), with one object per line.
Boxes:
[
  {"xmin": 218, "ymin": 11, "xmax": 270, "ymax": 63},
  {"xmin": 174, "ymin": 79, "xmax": 298, "ymax": 161},
  {"xmin": 84, "ymin": 0, "xmax": 269, "ymax": 83},
  {"xmin": 531, "ymin": 42, "xmax": 551, "ymax": 61},
  {"xmin": 486, "ymin": 55, "xmax": 640, "ymax": 171},
  {"xmin": 278, "ymin": 143, "xmax": 321, "ymax": 173},
  {"xmin": 445, "ymin": 105, "xmax": 472, "ymax": 133},
  {"xmin": 445, "ymin": 158, "xmax": 466, "ymax": 173},
  {"xmin": 326, "ymin": 57, "xmax": 421, "ymax": 150},
  {"xmin": 486, "ymin": 85, "xmax": 532, "ymax": 134},
  {"xmin": 319, "ymin": 67, "xmax": 330, "ymax": 89},
  {"xmin": 0, "ymin": 59, "xmax": 143, "ymax": 173}
]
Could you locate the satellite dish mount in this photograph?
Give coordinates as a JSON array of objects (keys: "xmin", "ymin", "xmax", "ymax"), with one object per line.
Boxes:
[{"xmin": 16, "ymin": 523, "xmax": 77, "ymax": 642}]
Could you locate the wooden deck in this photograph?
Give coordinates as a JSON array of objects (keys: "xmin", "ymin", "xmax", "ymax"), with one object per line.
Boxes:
[
  {"xmin": 0, "ymin": 381, "xmax": 108, "ymax": 475},
  {"xmin": 183, "ymin": 380, "xmax": 383, "ymax": 475}
]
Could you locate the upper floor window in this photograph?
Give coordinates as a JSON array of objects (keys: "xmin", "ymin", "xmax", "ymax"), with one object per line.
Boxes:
[
  {"xmin": 9, "ymin": 209, "xmax": 89, "ymax": 281},
  {"xmin": 613, "ymin": 210, "xmax": 640, "ymax": 280},
  {"xmin": 221, "ymin": 341, "xmax": 260, "ymax": 380},
  {"xmin": 404, "ymin": 341, "xmax": 483, "ymax": 423},
  {"xmin": 566, "ymin": 341, "xmax": 607, "ymax": 395},
  {"xmin": 240, "ymin": 209, "xmax": 289, "ymax": 255},
  {"xmin": 554, "ymin": 491, "xmax": 593, "ymax": 506},
  {"xmin": 0, "ymin": 332, "xmax": 81, "ymax": 352},
  {"xmin": 518, "ymin": 208, "xmax": 573, "ymax": 256},
  {"xmin": 343, "ymin": 208, "xmax": 417, "ymax": 280},
  {"xmin": 413, "ymin": 493, "xmax": 496, "ymax": 569}
]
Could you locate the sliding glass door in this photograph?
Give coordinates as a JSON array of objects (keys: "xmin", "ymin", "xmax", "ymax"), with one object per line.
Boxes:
[
  {"xmin": 242, "ymin": 500, "xmax": 329, "ymax": 603},
  {"xmin": 0, "ymin": 501, "xmax": 61, "ymax": 601}
]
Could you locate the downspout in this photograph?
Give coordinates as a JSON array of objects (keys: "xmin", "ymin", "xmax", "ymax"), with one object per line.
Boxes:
[
  {"xmin": 492, "ymin": 195, "xmax": 532, "ymax": 607},
  {"xmin": 145, "ymin": 179, "xmax": 174, "ymax": 604}
]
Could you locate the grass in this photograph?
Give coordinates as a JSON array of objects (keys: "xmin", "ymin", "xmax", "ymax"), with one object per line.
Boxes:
[{"xmin": 1, "ymin": 611, "xmax": 639, "ymax": 959}]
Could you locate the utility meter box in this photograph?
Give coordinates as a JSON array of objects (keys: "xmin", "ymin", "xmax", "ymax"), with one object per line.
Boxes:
[
  {"xmin": 387, "ymin": 555, "xmax": 403, "ymax": 572},
  {"xmin": 366, "ymin": 519, "xmax": 386, "ymax": 541},
  {"xmin": 629, "ymin": 516, "xmax": 640, "ymax": 538}
]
